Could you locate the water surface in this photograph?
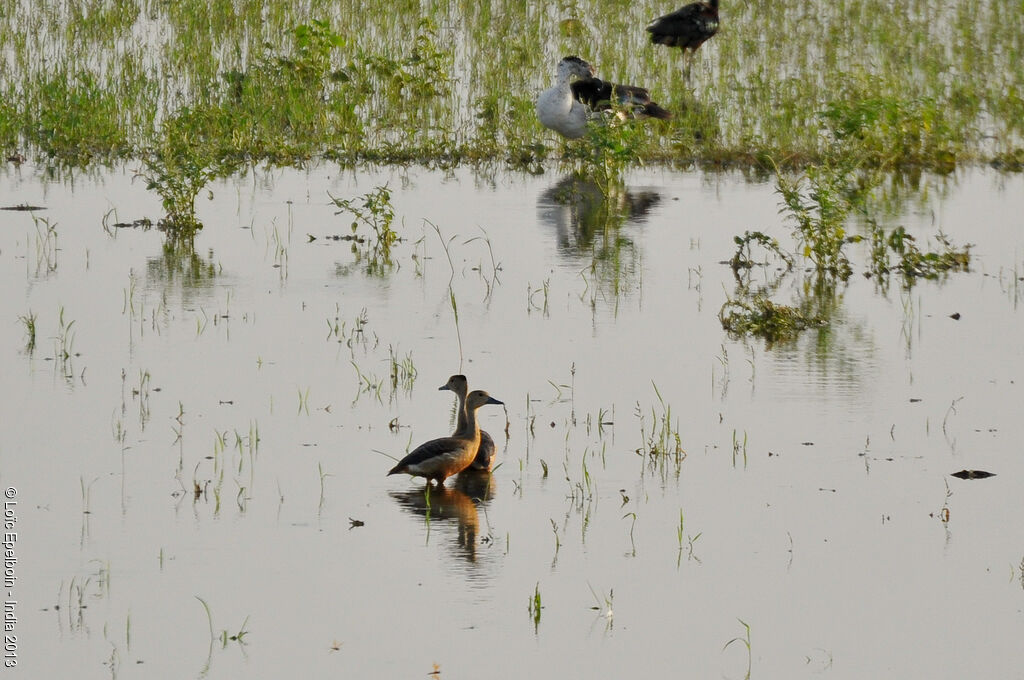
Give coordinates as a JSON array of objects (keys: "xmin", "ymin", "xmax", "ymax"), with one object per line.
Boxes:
[{"xmin": 2, "ymin": 164, "xmax": 1023, "ymax": 678}]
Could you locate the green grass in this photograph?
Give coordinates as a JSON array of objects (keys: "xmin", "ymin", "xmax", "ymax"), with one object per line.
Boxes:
[{"xmin": 0, "ymin": 0, "xmax": 1020, "ymax": 175}]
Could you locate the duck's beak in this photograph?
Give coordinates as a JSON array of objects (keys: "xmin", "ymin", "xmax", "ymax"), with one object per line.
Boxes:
[{"xmin": 486, "ymin": 397, "xmax": 504, "ymax": 406}]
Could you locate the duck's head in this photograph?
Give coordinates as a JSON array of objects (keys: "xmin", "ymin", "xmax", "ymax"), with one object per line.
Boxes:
[
  {"xmin": 439, "ymin": 374, "xmax": 468, "ymax": 393},
  {"xmin": 466, "ymin": 389, "xmax": 503, "ymax": 410},
  {"xmin": 559, "ymin": 55, "xmax": 596, "ymax": 80}
]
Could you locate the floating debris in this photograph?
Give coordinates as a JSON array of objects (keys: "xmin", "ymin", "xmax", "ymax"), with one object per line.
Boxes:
[
  {"xmin": 949, "ymin": 312, "xmax": 961, "ymax": 320},
  {"xmin": 950, "ymin": 469, "xmax": 995, "ymax": 479},
  {"xmin": 112, "ymin": 218, "xmax": 154, "ymax": 229},
  {"xmin": 1, "ymin": 203, "xmax": 46, "ymax": 211}
]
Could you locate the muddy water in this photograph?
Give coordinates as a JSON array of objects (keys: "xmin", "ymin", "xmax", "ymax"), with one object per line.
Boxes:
[{"xmin": 2, "ymin": 164, "xmax": 1023, "ymax": 678}]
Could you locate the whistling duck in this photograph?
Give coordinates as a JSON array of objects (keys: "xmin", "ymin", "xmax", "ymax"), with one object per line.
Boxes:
[
  {"xmin": 387, "ymin": 390, "xmax": 503, "ymax": 486},
  {"xmin": 439, "ymin": 374, "xmax": 497, "ymax": 471},
  {"xmin": 647, "ymin": 0, "xmax": 720, "ymax": 77}
]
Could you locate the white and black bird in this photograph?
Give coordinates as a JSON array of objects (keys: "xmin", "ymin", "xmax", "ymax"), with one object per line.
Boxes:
[
  {"xmin": 537, "ymin": 56, "xmax": 672, "ymax": 139},
  {"xmin": 536, "ymin": 56, "xmax": 598, "ymax": 139}
]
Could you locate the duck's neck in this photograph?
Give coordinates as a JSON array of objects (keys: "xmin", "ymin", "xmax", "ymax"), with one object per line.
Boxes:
[
  {"xmin": 460, "ymin": 404, "xmax": 482, "ymax": 448},
  {"xmin": 453, "ymin": 386, "xmax": 471, "ymax": 435},
  {"xmin": 555, "ymin": 69, "xmax": 575, "ymax": 95}
]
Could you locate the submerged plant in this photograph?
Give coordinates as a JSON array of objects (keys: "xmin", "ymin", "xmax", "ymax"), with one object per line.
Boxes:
[
  {"xmin": 528, "ymin": 583, "xmax": 542, "ymax": 632},
  {"xmin": 331, "ymin": 185, "xmax": 401, "ymax": 274},
  {"xmin": 724, "ymin": 618, "xmax": 753, "ymax": 679},
  {"xmin": 676, "ymin": 510, "xmax": 702, "ymax": 566},
  {"xmin": 719, "ymin": 294, "xmax": 824, "ymax": 344},
  {"xmin": 635, "ymin": 384, "xmax": 686, "ymax": 480},
  {"xmin": 729, "ymin": 230, "xmax": 794, "ymax": 277},
  {"xmin": 140, "ymin": 109, "xmax": 234, "ymax": 234},
  {"xmin": 388, "ymin": 345, "xmax": 417, "ymax": 394},
  {"xmin": 195, "ymin": 596, "xmax": 250, "ymax": 649},
  {"xmin": 18, "ymin": 310, "xmax": 37, "ymax": 353},
  {"xmin": 887, "ymin": 227, "xmax": 971, "ymax": 282},
  {"xmin": 32, "ymin": 215, "xmax": 59, "ymax": 274},
  {"xmin": 866, "ymin": 222, "xmax": 971, "ymax": 287},
  {"xmin": 775, "ymin": 163, "xmax": 858, "ymax": 280},
  {"xmin": 54, "ymin": 306, "xmax": 77, "ymax": 373}
]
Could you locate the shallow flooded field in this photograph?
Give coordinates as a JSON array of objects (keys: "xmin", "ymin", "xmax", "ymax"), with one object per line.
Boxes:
[{"xmin": 2, "ymin": 163, "xmax": 1023, "ymax": 677}]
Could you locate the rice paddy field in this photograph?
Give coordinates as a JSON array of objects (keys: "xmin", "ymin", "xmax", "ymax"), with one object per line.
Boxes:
[{"xmin": 2, "ymin": 0, "xmax": 1024, "ymax": 678}]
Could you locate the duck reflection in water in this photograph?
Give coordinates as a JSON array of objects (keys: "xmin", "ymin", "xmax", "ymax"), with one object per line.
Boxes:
[
  {"xmin": 536, "ymin": 174, "xmax": 661, "ymax": 255},
  {"xmin": 389, "ymin": 473, "xmax": 496, "ymax": 563}
]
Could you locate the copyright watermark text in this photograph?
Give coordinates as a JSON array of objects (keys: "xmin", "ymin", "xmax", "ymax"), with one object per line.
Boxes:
[{"xmin": 3, "ymin": 487, "xmax": 18, "ymax": 668}]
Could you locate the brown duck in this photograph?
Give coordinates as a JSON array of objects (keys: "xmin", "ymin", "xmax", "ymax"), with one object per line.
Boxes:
[
  {"xmin": 387, "ymin": 390, "xmax": 503, "ymax": 486},
  {"xmin": 439, "ymin": 374, "xmax": 498, "ymax": 472}
]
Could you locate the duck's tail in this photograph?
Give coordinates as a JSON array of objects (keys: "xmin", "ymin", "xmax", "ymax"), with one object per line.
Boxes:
[{"xmin": 641, "ymin": 103, "xmax": 673, "ymax": 120}]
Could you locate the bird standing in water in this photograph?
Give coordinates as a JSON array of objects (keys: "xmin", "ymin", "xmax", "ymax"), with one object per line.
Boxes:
[
  {"xmin": 387, "ymin": 390, "xmax": 503, "ymax": 486},
  {"xmin": 438, "ymin": 374, "xmax": 497, "ymax": 472},
  {"xmin": 536, "ymin": 56, "xmax": 598, "ymax": 139},
  {"xmin": 647, "ymin": 0, "xmax": 720, "ymax": 79},
  {"xmin": 537, "ymin": 56, "xmax": 672, "ymax": 139}
]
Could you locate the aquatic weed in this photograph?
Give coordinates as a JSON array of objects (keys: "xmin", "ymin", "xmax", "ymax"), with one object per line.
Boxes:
[
  {"xmin": 331, "ymin": 185, "xmax": 401, "ymax": 274},
  {"xmin": 528, "ymin": 583, "xmax": 542, "ymax": 632},
  {"xmin": 140, "ymin": 109, "xmax": 236, "ymax": 234},
  {"xmin": 729, "ymin": 230, "xmax": 793, "ymax": 276},
  {"xmin": 18, "ymin": 309, "xmax": 37, "ymax": 354},
  {"xmin": 719, "ymin": 294, "xmax": 825, "ymax": 344},
  {"xmin": 724, "ymin": 619, "xmax": 753, "ymax": 679},
  {"xmin": 775, "ymin": 162, "xmax": 857, "ymax": 280}
]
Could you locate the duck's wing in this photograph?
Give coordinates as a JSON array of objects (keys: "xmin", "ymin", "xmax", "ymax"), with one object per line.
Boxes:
[
  {"xmin": 388, "ymin": 436, "xmax": 463, "ymax": 475},
  {"xmin": 469, "ymin": 430, "xmax": 497, "ymax": 471},
  {"xmin": 571, "ymin": 77, "xmax": 613, "ymax": 109},
  {"xmin": 572, "ymin": 78, "xmax": 671, "ymax": 120},
  {"xmin": 572, "ymin": 78, "xmax": 651, "ymax": 110}
]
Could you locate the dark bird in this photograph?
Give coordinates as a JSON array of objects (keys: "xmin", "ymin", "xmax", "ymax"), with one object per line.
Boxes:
[
  {"xmin": 387, "ymin": 390, "xmax": 503, "ymax": 486},
  {"xmin": 647, "ymin": 0, "xmax": 720, "ymax": 77},
  {"xmin": 571, "ymin": 77, "xmax": 672, "ymax": 121},
  {"xmin": 439, "ymin": 374, "xmax": 498, "ymax": 472}
]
